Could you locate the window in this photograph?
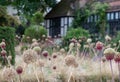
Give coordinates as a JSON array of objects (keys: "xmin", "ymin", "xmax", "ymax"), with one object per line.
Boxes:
[
  {"xmin": 107, "ymin": 13, "xmax": 110, "ymax": 20},
  {"xmin": 115, "ymin": 12, "xmax": 119, "ymax": 19},
  {"xmin": 111, "ymin": 13, "xmax": 114, "ymax": 20}
]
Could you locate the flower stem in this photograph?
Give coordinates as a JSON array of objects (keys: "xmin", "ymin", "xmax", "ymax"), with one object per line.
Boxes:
[
  {"xmin": 118, "ymin": 63, "xmax": 120, "ymax": 82},
  {"xmin": 110, "ymin": 60, "xmax": 114, "ymax": 82},
  {"xmin": 33, "ymin": 65, "xmax": 40, "ymax": 82}
]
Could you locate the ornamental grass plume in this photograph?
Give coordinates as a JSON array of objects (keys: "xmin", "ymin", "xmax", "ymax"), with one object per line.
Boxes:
[
  {"xmin": 104, "ymin": 48, "xmax": 116, "ymax": 82},
  {"xmin": 23, "ymin": 49, "xmax": 38, "ymax": 64},
  {"xmin": 2, "ymin": 67, "xmax": 16, "ymax": 82}
]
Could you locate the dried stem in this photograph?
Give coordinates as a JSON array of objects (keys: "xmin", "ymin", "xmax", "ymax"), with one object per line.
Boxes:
[
  {"xmin": 33, "ymin": 65, "xmax": 40, "ymax": 82},
  {"xmin": 110, "ymin": 60, "xmax": 114, "ymax": 82},
  {"xmin": 118, "ymin": 63, "xmax": 120, "ymax": 82}
]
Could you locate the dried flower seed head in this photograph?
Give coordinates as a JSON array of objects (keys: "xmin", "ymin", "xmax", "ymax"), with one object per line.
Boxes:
[
  {"xmin": 105, "ymin": 35, "xmax": 111, "ymax": 41},
  {"xmin": 52, "ymin": 53, "xmax": 57, "ymax": 59},
  {"xmin": 96, "ymin": 41, "xmax": 103, "ymax": 50},
  {"xmin": 1, "ymin": 50, "xmax": 7, "ymax": 56},
  {"xmin": 104, "ymin": 48, "xmax": 116, "ymax": 60},
  {"xmin": 70, "ymin": 38, "xmax": 77, "ymax": 43},
  {"xmin": 16, "ymin": 66, "xmax": 23, "ymax": 75},
  {"xmin": 8, "ymin": 56, "xmax": 12, "ymax": 61},
  {"xmin": 53, "ymin": 66, "xmax": 56, "ymax": 70},
  {"xmin": 0, "ymin": 41, "xmax": 6, "ymax": 49},
  {"xmin": 65, "ymin": 55, "xmax": 76, "ymax": 67},
  {"xmin": 42, "ymin": 51, "xmax": 49, "ymax": 57},
  {"xmin": 31, "ymin": 41, "xmax": 39, "ymax": 47},
  {"xmin": 33, "ymin": 46, "xmax": 41, "ymax": 54},
  {"xmin": 23, "ymin": 49, "xmax": 38, "ymax": 64},
  {"xmin": 32, "ymin": 39, "xmax": 37, "ymax": 43},
  {"xmin": 87, "ymin": 38, "xmax": 92, "ymax": 43},
  {"xmin": 42, "ymin": 35, "xmax": 46, "ymax": 38},
  {"xmin": 114, "ymin": 53, "xmax": 120, "ymax": 62},
  {"xmin": 102, "ymin": 56, "xmax": 106, "ymax": 63},
  {"xmin": 69, "ymin": 43, "xmax": 74, "ymax": 49},
  {"xmin": 2, "ymin": 67, "xmax": 16, "ymax": 81},
  {"xmin": 60, "ymin": 48, "xmax": 65, "ymax": 53}
]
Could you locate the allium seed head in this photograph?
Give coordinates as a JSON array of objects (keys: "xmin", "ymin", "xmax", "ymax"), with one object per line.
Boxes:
[
  {"xmin": 105, "ymin": 35, "xmax": 111, "ymax": 41},
  {"xmin": 23, "ymin": 49, "xmax": 38, "ymax": 64},
  {"xmin": 2, "ymin": 67, "xmax": 16, "ymax": 81},
  {"xmin": 69, "ymin": 43, "xmax": 74, "ymax": 49},
  {"xmin": 1, "ymin": 50, "xmax": 7, "ymax": 56},
  {"xmin": 87, "ymin": 38, "xmax": 92, "ymax": 43},
  {"xmin": 33, "ymin": 46, "xmax": 41, "ymax": 54},
  {"xmin": 42, "ymin": 51, "xmax": 49, "ymax": 57},
  {"xmin": 0, "ymin": 42, "xmax": 6, "ymax": 49},
  {"xmin": 16, "ymin": 66, "xmax": 23, "ymax": 75},
  {"xmin": 104, "ymin": 48, "xmax": 116, "ymax": 60},
  {"xmin": 114, "ymin": 53, "xmax": 120, "ymax": 62},
  {"xmin": 65, "ymin": 55, "xmax": 76, "ymax": 67},
  {"xmin": 96, "ymin": 41, "xmax": 103, "ymax": 50}
]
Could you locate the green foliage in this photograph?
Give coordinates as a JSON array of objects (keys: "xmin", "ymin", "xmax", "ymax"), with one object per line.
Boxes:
[
  {"xmin": 113, "ymin": 31, "xmax": 120, "ymax": 43},
  {"xmin": 32, "ymin": 11, "xmax": 44, "ymax": 25},
  {"xmin": 72, "ymin": 1, "xmax": 108, "ymax": 38},
  {"xmin": 63, "ymin": 27, "xmax": 90, "ymax": 46},
  {"xmin": 72, "ymin": 0, "xmax": 95, "ymax": 28},
  {"xmin": 24, "ymin": 25, "xmax": 47, "ymax": 42},
  {"xmin": 0, "ymin": 27, "xmax": 15, "ymax": 65},
  {"xmin": 92, "ymin": 2, "xmax": 109, "ymax": 37},
  {"xmin": 0, "ymin": 5, "xmax": 20, "ymax": 27},
  {"xmin": 12, "ymin": 0, "xmax": 57, "ymax": 16}
]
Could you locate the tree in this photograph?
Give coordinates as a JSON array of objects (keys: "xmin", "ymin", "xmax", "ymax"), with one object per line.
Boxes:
[
  {"xmin": 72, "ymin": 1, "xmax": 108, "ymax": 38},
  {"xmin": 11, "ymin": 0, "xmax": 57, "ymax": 16},
  {"xmin": 32, "ymin": 11, "xmax": 44, "ymax": 25},
  {"xmin": 0, "ymin": 5, "xmax": 20, "ymax": 27},
  {"xmin": 92, "ymin": 2, "xmax": 108, "ymax": 38}
]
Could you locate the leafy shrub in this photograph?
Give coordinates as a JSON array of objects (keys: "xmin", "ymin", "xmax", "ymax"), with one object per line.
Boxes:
[
  {"xmin": 112, "ymin": 31, "xmax": 120, "ymax": 52},
  {"xmin": 24, "ymin": 25, "xmax": 47, "ymax": 42},
  {"xmin": 0, "ymin": 26, "xmax": 15, "ymax": 65},
  {"xmin": 32, "ymin": 11, "xmax": 44, "ymax": 25},
  {"xmin": 63, "ymin": 27, "xmax": 90, "ymax": 47}
]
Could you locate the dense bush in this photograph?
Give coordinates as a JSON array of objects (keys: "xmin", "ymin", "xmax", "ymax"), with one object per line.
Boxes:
[
  {"xmin": 0, "ymin": 27, "xmax": 15, "ymax": 65},
  {"xmin": 32, "ymin": 11, "xmax": 44, "ymax": 25},
  {"xmin": 24, "ymin": 25, "xmax": 47, "ymax": 42},
  {"xmin": 63, "ymin": 27, "xmax": 90, "ymax": 47},
  {"xmin": 112, "ymin": 31, "xmax": 120, "ymax": 52}
]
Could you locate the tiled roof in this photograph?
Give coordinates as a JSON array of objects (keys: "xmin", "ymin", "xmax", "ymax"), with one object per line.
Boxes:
[
  {"xmin": 45, "ymin": 0, "xmax": 120, "ymax": 19},
  {"xmin": 45, "ymin": 0, "xmax": 76, "ymax": 19},
  {"xmin": 107, "ymin": 1, "xmax": 120, "ymax": 12}
]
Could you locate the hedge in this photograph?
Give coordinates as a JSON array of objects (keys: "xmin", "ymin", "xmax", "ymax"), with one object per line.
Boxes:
[{"xmin": 0, "ymin": 27, "xmax": 15, "ymax": 65}]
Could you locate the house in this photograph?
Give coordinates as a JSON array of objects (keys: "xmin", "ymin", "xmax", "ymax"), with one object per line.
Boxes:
[{"xmin": 44, "ymin": 0, "xmax": 120, "ymax": 37}]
